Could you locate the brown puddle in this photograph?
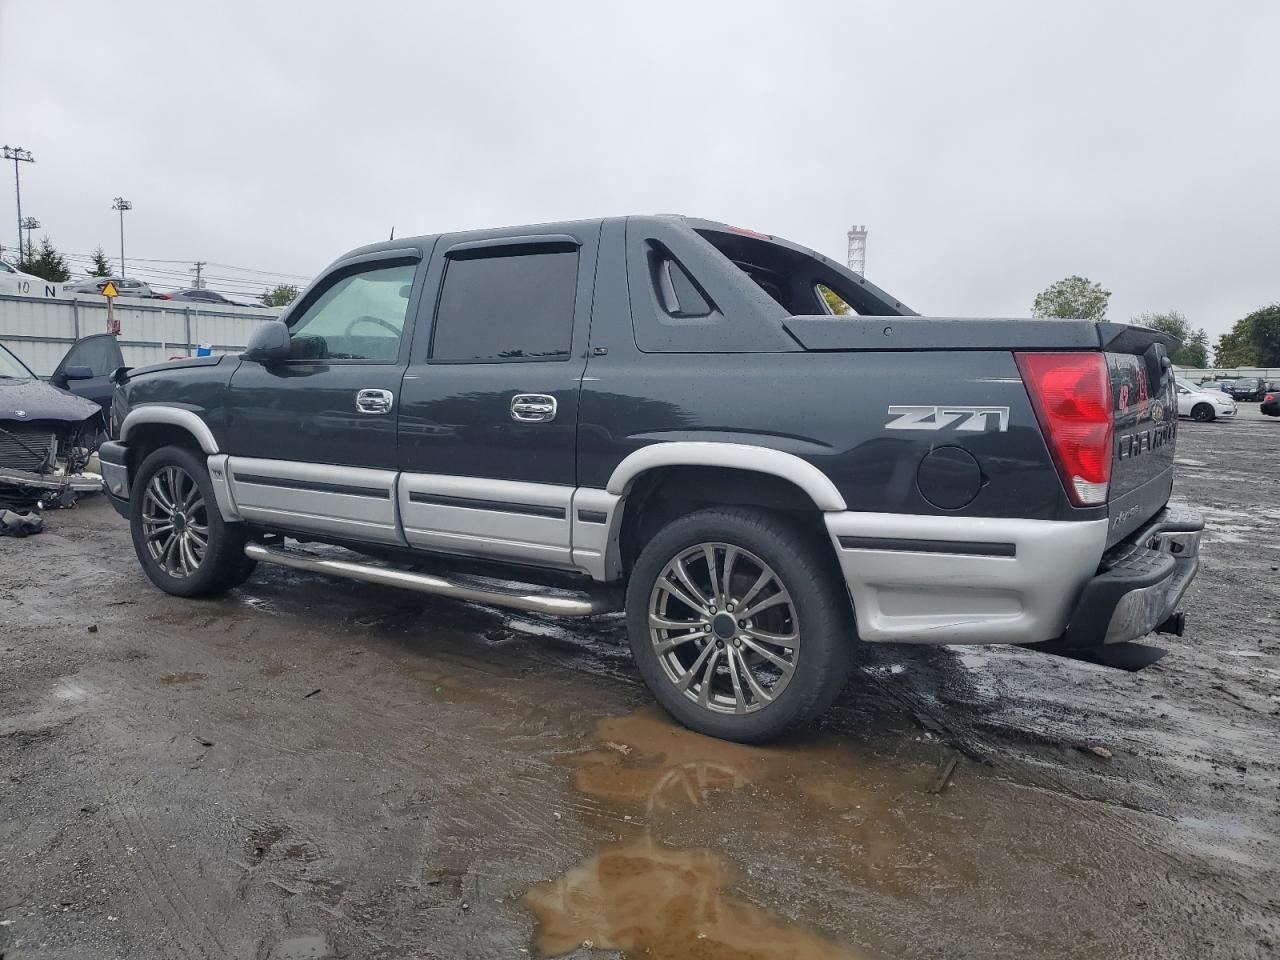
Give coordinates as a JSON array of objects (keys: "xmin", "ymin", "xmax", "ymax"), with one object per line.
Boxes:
[
  {"xmin": 524, "ymin": 840, "xmax": 867, "ymax": 959},
  {"xmin": 523, "ymin": 708, "xmax": 905, "ymax": 958},
  {"xmin": 524, "ymin": 707, "xmax": 1170, "ymax": 959}
]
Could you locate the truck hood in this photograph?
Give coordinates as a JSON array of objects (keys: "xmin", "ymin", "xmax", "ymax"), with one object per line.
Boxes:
[{"xmin": 0, "ymin": 377, "xmax": 101, "ymax": 423}]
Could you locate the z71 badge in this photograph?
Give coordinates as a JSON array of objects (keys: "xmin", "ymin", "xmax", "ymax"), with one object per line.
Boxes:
[{"xmin": 885, "ymin": 405, "xmax": 1010, "ymax": 432}]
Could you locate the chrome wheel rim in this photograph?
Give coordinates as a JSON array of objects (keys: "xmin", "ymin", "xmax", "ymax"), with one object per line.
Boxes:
[
  {"xmin": 141, "ymin": 465, "xmax": 208, "ymax": 579},
  {"xmin": 648, "ymin": 542, "xmax": 798, "ymax": 715}
]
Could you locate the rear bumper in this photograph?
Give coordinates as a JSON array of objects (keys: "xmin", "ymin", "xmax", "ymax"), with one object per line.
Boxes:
[
  {"xmin": 824, "ymin": 511, "xmax": 1109, "ymax": 645},
  {"xmin": 825, "ymin": 504, "xmax": 1201, "ymax": 648},
  {"xmin": 1058, "ymin": 504, "xmax": 1202, "ymax": 648}
]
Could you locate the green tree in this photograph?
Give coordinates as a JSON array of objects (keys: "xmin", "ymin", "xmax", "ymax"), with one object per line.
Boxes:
[
  {"xmin": 1212, "ymin": 306, "xmax": 1280, "ymax": 368},
  {"xmin": 1242, "ymin": 304, "xmax": 1280, "ymax": 366},
  {"xmin": 1132, "ymin": 311, "xmax": 1209, "ymax": 367},
  {"xmin": 261, "ymin": 283, "xmax": 300, "ymax": 307},
  {"xmin": 1182, "ymin": 329, "xmax": 1210, "ymax": 369},
  {"xmin": 18, "ymin": 236, "xmax": 71, "ymax": 283},
  {"xmin": 87, "ymin": 245, "xmax": 114, "ymax": 277},
  {"xmin": 1214, "ymin": 319, "xmax": 1256, "ymax": 368},
  {"xmin": 1032, "ymin": 276, "xmax": 1110, "ymax": 320}
]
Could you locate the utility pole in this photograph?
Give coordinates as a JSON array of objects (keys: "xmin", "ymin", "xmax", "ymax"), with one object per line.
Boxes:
[
  {"xmin": 846, "ymin": 224, "xmax": 868, "ymax": 277},
  {"xmin": 190, "ymin": 260, "xmax": 206, "ymax": 289},
  {"xmin": 3, "ymin": 146, "xmax": 35, "ymax": 262},
  {"xmin": 112, "ymin": 197, "xmax": 132, "ymax": 277},
  {"xmin": 20, "ymin": 217, "xmax": 39, "ymax": 261}
]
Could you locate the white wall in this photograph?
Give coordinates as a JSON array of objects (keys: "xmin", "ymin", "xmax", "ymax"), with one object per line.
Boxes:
[{"xmin": 0, "ymin": 292, "xmax": 280, "ymax": 375}]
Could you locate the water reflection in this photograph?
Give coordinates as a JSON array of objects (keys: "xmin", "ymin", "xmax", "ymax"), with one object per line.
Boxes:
[
  {"xmin": 525, "ymin": 839, "xmax": 867, "ymax": 960},
  {"xmin": 525, "ymin": 708, "xmax": 886, "ymax": 958}
]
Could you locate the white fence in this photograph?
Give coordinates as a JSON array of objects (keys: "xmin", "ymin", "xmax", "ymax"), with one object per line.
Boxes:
[
  {"xmin": 0, "ymin": 292, "xmax": 280, "ymax": 376},
  {"xmin": 1176, "ymin": 367, "xmax": 1280, "ymax": 381}
]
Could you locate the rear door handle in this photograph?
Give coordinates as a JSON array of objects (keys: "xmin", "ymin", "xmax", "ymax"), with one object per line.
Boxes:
[
  {"xmin": 511, "ymin": 394, "xmax": 557, "ymax": 423},
  {"xmin": 356, "ymin": 388, "xmax": 394, "ymax": 414}
]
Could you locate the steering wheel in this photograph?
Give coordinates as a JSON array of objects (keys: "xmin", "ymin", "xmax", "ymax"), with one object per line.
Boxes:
[{"xmin": 344, "ymin": 315, "xmax": 400, "ymax": 337}]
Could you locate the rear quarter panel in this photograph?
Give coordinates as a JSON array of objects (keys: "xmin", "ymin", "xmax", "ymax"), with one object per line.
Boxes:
[{"xmin": 578, "ymin": 349, "xmax": 1094, "ymax": 522}]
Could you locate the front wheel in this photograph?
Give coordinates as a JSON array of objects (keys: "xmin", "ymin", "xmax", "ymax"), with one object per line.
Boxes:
[
  {"xmin": 1191, "ymin": 403, "xmax": 1215, "ymax": 422},
  {"xmin": 129, "ymin": 445, "xmax": 255, "ymax": 597},
  {"xmin": 625, "ymin": 508, "xmax": 854, "ymax": 743}
]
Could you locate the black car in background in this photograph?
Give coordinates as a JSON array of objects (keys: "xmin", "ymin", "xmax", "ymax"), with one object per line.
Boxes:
[
  {"xmin": 1227, "ymin": 378, "xmax": 1269, "ymax": 402},
  {"xmin": 1262, "ymin": 388, "xmax": 1279, "ymax": 417}
]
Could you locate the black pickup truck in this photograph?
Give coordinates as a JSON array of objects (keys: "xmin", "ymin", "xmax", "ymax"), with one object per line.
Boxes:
[{"xmin": 99, "ymin": 216, "xmax": 1203, "ymax": 741}]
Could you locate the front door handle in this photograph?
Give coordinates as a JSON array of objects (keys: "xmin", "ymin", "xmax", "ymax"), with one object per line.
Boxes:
[
  {"xmin": 356, "ymin": 388, "xmax": 394, "ymax": 415},
  {"xmin": 511, "ymin": 393, "xmax": 557, "ymax": 423}
]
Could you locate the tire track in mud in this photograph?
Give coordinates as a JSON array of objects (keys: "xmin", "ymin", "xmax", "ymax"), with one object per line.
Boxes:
[{"xmin": 103, "ymin": 796, "xmax": 231, "ymax": 960}]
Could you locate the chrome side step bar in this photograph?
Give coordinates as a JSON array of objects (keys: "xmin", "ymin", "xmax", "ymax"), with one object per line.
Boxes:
[{"xmin": 244, "ymin": 542, "xmax": 619, "ymax": 617}]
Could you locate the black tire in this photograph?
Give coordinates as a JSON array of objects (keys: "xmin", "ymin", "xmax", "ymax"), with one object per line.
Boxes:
[
  {"xmin": 1191, "ymin": 403, "xmax": 1215, "ymax": 423},
  {"xmin": 625, "ymin": 508, "xmax": 854, "ymax": 743},
  {"xmin": 129, "ymin": 444, "xmax": 254, "ymax": 597}
]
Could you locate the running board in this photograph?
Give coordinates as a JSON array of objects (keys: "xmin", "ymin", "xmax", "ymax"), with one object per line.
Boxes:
[{"xmin": 244, "ymin": 542, "xmax": 619, "ymax": 617}]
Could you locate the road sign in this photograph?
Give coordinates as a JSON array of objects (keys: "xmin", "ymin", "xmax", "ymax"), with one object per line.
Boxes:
[{"xmin": 101, "ymin": 281, "xmax": 119, "ymax": 298}]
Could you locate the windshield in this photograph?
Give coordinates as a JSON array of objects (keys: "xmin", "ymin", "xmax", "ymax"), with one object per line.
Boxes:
[{"xmin": 0, "ymin": 344, "xmax": 36, "ymax": 378}]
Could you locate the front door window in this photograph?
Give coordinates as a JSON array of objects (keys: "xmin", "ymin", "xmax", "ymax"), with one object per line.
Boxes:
[{"xmin": 287, "ymin": 263, "xmax": 416, "ymax": 361}]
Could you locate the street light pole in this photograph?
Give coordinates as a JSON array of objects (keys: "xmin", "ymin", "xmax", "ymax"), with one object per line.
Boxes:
[
  {"xmin": 112, "ymin": 197, "xmax": 132, "ymax": 277},
  {"xmin": 3, "ymin": 146, "xmax": 35, "ymax": 262},
  {"xmin": 20, "ymin": 217, "xmax": 40, "ymax": 261}
]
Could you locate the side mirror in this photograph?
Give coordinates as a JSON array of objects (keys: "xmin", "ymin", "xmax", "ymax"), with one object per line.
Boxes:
[
  {"xmin": 242, "ymin": 320, "xmax": 291, "ymax": 363},
  {"xmin": 63, "ymin": 365, "xmax": 95, "ymax": 381}
]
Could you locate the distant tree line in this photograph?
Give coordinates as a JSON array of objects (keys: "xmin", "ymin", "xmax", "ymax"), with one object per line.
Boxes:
[{"xmin": 1031, "ymin": 275, "xmax": 1277, "ymax": 368}]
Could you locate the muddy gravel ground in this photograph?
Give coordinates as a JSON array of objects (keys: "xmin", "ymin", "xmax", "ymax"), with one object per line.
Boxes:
[{"xmin": 2, "ymin": 410, "xmax": 1278, "ymax": 960}]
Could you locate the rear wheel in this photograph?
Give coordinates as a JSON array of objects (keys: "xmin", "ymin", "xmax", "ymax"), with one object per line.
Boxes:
[
  {"xmin": 625, "ymin": 508, "xmax": 853, "ymax": 742},
  {"xmin": 1191, "ymin": 403, "xmax": 1215, "ymax": 422},
  {"xmin": 129, "ymin": 445, "xmax": 255, "ymax": 597}
]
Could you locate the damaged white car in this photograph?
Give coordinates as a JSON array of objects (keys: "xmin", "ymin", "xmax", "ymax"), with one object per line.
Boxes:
[{"xmin": 0, "ymin": 343, "xmax": 104, "ymax": 508}]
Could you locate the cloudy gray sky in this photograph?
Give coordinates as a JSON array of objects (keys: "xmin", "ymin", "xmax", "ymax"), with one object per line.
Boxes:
[{"xmin": 2, "ymin": 1, "xmax": 1276, "ymax": 338}]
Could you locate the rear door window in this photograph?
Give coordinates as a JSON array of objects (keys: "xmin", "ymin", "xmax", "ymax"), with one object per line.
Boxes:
[{"xmin": 431, "ymin": 247, "xmax": 578, "ymax": 362}]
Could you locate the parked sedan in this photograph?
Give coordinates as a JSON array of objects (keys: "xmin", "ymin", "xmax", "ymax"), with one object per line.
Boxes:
[
  {"xmin": 1227, "ymin": 378, "xmax": 1269, "ymax": 402},
  {"xmin": 165, "ymin": 288, "xmax": 254, "ymax": 307},
  {"xmin": 1262, "ymin": 390, "xmax": 1279, "ymax": 418},
  {"xmin": 0, "ymin": 343, "xmax": 104, "ymax": 507},
  {"xmin": 1175, "ymin": 380, "xmax": 1237, "ymax": 422},
  {"xmin": 63, "ymin": 276, "xmax": 158, "ymax": 298}
]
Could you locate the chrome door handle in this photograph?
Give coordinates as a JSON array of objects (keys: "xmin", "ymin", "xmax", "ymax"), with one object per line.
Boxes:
[
  {"xmin": 511, "ymin": 393, "xmax": 557, "ymax": 423},
  {"xmin": 356, "ymin": 388, "xmax": 394, "ymax": 414}
]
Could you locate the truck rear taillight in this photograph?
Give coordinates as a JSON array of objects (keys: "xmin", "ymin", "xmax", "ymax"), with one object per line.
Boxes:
[{"xmin": 1015, "ymin": 351, "xmax": 1113, "ymax": 507}]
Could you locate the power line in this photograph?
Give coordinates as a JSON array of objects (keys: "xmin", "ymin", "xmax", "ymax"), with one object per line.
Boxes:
[{"xmin": 59, "ymin": 250, "xmax": 310, "ymax": 283}]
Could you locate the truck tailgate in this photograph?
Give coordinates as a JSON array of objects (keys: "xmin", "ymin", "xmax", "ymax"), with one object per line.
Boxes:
[{"xmin": 1105, "ymin": 348, "xmax": 1177, "ymax": 545}]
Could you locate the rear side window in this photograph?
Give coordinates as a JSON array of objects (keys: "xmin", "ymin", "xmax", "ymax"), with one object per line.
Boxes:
[
  {"xmin": 649, "ymin": 248, "xmax": 714, "ymax": 319},
  {"xmin": 816, "ymin": 283, "xmax": 854, "ymax": 316},
  {"xmin": 432, "ymin": 248, "xmax": 578, "ymax": 362}
]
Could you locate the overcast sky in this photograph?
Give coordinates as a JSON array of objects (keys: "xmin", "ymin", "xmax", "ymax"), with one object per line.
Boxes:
[{"xmin": 2, "ymin": 1, "xmax": 1277, "ymax": 337}]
